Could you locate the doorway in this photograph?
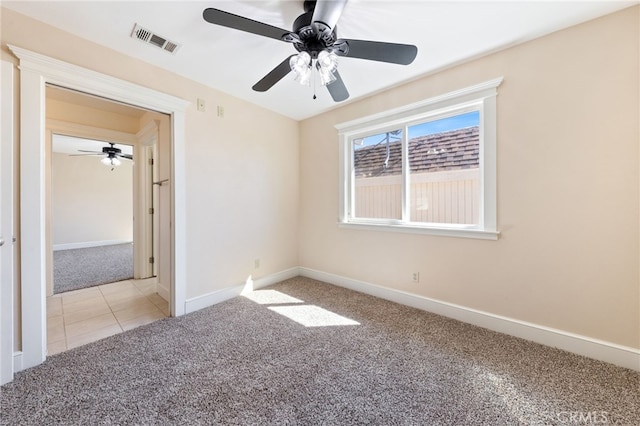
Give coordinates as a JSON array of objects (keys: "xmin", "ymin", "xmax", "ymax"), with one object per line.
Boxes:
[
  {"xmin": 10, "ymin": 44, "xmax": 190, "ymax": 372},
  {"xmin": 45, "ymin": 86, "xmax": 169, "ymax": 354}
]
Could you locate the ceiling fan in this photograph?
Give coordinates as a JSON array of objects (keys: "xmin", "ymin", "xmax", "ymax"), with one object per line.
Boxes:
[
  {"xmin": 203, "ymin": 0, "xmax": 418, "ymax": 102},
  {"xmin": 71, "ymin": 142, "xmax": 133, "ymax": 168}
]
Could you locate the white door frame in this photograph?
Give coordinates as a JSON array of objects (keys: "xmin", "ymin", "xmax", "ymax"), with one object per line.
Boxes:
[
  {"xmin": 1, "ymin": 60, "xmax": 16, "ymax": 385},
  {"xmin": 9, "ymin": 45, "xmax": 190, "ymax": 371}
]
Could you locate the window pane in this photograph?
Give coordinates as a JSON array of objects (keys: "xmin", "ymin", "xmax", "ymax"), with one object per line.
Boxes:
[
  {"xmin": 408, "ymin": 111, "xmax": 480, "ymax": 225},
  {"xmin": 352, "ymin": 129, "xmax": 403, "ymax": 220}
]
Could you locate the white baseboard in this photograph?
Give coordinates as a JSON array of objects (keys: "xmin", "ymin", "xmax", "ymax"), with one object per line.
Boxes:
[
  {"xmin": 13, "ymin": 351, "xmax": 23, "ymax": 373},
  {"xmin": 181, "ymin": 266, "xmax": 639, "ymax": 371},
  {"xmin": 184, "ymin": 268, "xmax": 300, "ymax": 314},
  {"xmin": 299, "ymin": 267, "xmax": 640, "ymax": 372},
  {"xmin": 53, "ymin": 240, "xmax": 132, "ymax": 251}
]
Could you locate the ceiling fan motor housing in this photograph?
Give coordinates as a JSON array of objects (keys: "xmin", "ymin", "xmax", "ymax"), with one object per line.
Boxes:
[
  {"xmin": 102, "ymin": 145, "xmax": 122, "ymax": 155},
  {"xmin": 291, "ymin": 10, "xmax": 340, "ymax": 59}
]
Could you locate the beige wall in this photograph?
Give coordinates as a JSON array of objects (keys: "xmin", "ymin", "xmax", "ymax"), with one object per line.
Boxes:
[
  {"xmin": 51, "ymin": 152, "xmax": 133, "ymax": 246},
  {"xmin": 299, "ymin": 7, "xmax": 639, "ymax": 349},
  {"xmin": 1, "ymin": 7, "xmax": 300, "ymax": 301}
]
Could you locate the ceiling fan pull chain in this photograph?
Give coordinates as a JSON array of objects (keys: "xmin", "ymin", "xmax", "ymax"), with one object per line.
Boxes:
[{"xmin": 312, "ymin": 63, "xmax": 317, "ymax": 100}]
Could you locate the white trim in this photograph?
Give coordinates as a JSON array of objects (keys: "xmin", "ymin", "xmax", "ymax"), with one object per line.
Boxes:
[
  {"xmin": 53, "ymin": 240, "xmax": 132, "ymax": 251},
  {"xmin": 1, "ymin": 60, "xmax": 16, "ymax": 385},
  {"xmin": 10, "ymin": 46, "xmax": 188, "ymax": 113},
  {"xmin": 335, "ymin": 78, "xmax": 503, "ymax": 133},
  {"xmin": 337, "ymin": 78, "xmax": 501, "ymax": 240},
  {"xmin": 337, "ymin": 222, "xmax": 500, "ymax": 240},
  {"xmin": 185, "ymin": 284, "xmax": 247, "ymax": 314},
  {"xmin": 12, "ymin": 351, "xmax": 22, "ymax": 373},
  {"xmin": 184, "ymin": 268, "xmax": 300, "ymax": 314},
  {"xmin": 8, "ymin": 44, "xmax": 190, "ymax": 371},
  {"xmin": 171, "ymin": 110, "xmax": 187, "ymax": 317},
  {"xmin": 18, "ymin": 61, "xmax": 48, "ymax": 370},
  {"xmin": 299, "ymin": 267, "xmax": 640, "ymax": 371}
]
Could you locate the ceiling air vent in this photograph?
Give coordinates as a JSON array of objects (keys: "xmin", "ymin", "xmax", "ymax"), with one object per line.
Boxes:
[{"xmin": 131, "ymin": 23, "xmax": 181, "ymax": 55}]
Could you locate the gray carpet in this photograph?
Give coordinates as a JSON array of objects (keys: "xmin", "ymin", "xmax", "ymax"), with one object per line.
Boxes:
[
  {"xmin": 2, "ymin": 277, "xmax": 638, "ymax": 425},
  {"xmin": 53, "ymin": 243, "xmax": 134, "ymax": 294}
]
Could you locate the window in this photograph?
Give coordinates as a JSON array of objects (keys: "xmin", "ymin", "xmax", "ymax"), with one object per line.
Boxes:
[{"xmin": 337, "ymin": 78, "xmax": 502, "ymax": 240}]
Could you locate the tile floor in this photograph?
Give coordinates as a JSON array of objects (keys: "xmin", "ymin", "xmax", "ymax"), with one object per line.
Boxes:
[{"xmin": 46, "ymin": 278, "xmax": 169, "ymax": 356}]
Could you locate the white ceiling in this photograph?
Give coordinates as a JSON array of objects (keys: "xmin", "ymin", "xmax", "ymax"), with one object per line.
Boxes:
[{"xmin": 4, "ymin": 1, "xmax": 636, "ymax": 120}]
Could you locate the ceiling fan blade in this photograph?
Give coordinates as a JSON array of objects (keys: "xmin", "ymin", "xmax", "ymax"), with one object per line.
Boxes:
[
  {"xmin": 117, "ymin": 153, "xmax": 133, "ymax": 160},
  {"xmin": 252, "ymin": 56, "xmax": 295, "ymax": 92},
  {"xmin": 203, "ymin": 8, "xmax": 290, "ymax": 41},
  {"xmin": 338, "ymin": 39, "xmax": 418, "ymax": 65},
  {"xmin": 69, "ymin": 153, "xmax": 101, "ymax": 157},
  {"xmin": 312, "ymin": 0, "xmax": 348, "ymax": 33},
  {"xmin": 77, "ymin": 150, "xmax": 102, "ymax": 154},
  {"xmin": 326, "ymin": 70, "xmax": 349, "ymax": 102}
]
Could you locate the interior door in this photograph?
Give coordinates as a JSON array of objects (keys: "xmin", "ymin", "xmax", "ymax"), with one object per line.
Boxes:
[
  {"xmin": 155, "ymin": 117, "xmax": 171, "ymax": 305},
  {"xmin": 134, "ymin": 121, "xmax": 158, "ymax": 279},
  {"xmin": 150, "ymin": 145, "xmax": 158, "ymax": 278}
]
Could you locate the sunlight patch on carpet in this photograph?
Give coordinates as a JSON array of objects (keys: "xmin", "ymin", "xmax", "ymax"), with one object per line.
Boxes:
[
  {"xmin": 269, "ymin": 305, "xmax": 360, "ymax": 327},
  {"xmin": 478, "ymin": 368, "xmax": 546, "ymax": 424}
]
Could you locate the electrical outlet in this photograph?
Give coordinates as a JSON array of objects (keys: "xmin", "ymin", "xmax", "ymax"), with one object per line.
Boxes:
[
  {"xmin": 412, "ymin": 272, "xmax": 420, "ymax": 283},
  {"xmin": 217, "ymin": 105, "xmax": 224, "ymax": 117},
  {"xmin": 254, "ymin": 259, "xmax": 260, "ymax": 269}
]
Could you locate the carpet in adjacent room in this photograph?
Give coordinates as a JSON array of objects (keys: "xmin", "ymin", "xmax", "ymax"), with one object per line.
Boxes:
[{"xmin": 53, "ymin": 243, "xmax": 134, "ymax": 294}]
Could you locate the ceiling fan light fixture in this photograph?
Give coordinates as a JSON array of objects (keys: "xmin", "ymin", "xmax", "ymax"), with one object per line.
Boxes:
[
  {"xmin": 289, "ymin": 51, "xmax": 311, "ymax": 74},
  {"xmin": 317, "ymin": 49, "xmax": 338, "ymax": 73},
  {"xmin": 297, "ymin": 67, "xmax": 312, "ymax": 86},
  {"xmin": 290, "ymin": 51, "xmax": 312, "ymax": 86},
  {"xmin": 317, "ymin": 63, "xmax": 337, "ymax": 86},
  {"xmin": 317, "ymin": 49, "xmax": 338, "ymax": 86},
  {"xmin": 101, "ymin": 156, "xmax": 121, "ymax": 167}
]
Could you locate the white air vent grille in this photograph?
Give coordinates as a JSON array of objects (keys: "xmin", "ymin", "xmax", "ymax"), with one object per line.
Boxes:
[{"xmin": 131, "ymin": 23, "xmax": 181, "ymax": 55}]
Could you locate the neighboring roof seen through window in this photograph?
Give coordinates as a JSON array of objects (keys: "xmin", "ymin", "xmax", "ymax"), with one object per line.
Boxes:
[{"xmin": 354, "ymin": 111, "xmax": 480, "ymax": 178}]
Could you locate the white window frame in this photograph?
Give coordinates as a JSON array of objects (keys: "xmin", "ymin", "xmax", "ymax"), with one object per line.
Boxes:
[{"xmin": 337, "ymin": 78, "xmax": 503, "ymax": 240}]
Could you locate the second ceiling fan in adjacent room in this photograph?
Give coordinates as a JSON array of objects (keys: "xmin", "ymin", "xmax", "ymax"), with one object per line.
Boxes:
[{"xmin": 72, "ymin": 142, "xmax": 133, "ymax": 169}]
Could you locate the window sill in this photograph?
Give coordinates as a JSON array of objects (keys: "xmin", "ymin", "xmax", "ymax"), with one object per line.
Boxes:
[{"xmin": 337, "ymin": 221, "xmax": 500, "ymax": 240}]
